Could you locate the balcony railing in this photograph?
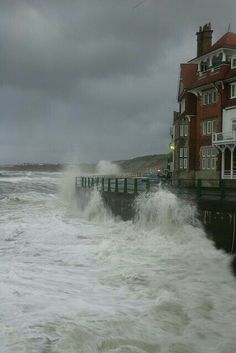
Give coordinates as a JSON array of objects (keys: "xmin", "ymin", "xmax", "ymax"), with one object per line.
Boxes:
[
  {"xmin": 212, "ymin": 131, "xmax": 236, "ymax": 145},
  {"xmin": 223, "ymin": 170, "xmax": 236, "ymax": 179}
]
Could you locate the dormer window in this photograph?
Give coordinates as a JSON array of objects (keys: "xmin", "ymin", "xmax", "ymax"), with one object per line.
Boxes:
[
  {"xmin": 212, "ymin": 53, "xmax": 222, "ymax": 68},
  {"xmin": 200, "ymin": 59, "xmax": 209, "ymax": 72},
  {"xmin": 231, "ymin": 57, "xmax": 236, "ymax": 69}
]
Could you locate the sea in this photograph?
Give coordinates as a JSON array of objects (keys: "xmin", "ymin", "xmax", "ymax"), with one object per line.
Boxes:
[{"xmin": 0, "ymin": 169, "xmax": 236, "ymax": 353}]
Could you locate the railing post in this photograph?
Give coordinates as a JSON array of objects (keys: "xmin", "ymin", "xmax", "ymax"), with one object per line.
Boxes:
[
  {"xmin": 91, "ymin": 177, "xmax": 94, "ymax": 187},
  {"xmin": 75, "ymin": 177, "xmax": 78, "ymax": 190},
  {"xmin": 196, "ymin": 179, "xmax": 202, "ymax": 199},
  {"xmin": 146, "ymin": 179, "xmax": 150, "ymax": 192},
  {"xmin": 81, "ymin": 177, "xmax": 84, "ymax": 187},
  {"xmin": 88, "ymin": 177, "xmax": 90, "ymax": 188},
  {"xmin": 108, "ymin": 178, "xmax": 111, "ymax": 192},
  {"xmin": 102, "ymin": 178, "xmax": 104, "ymax": 191},
  {"xmin": 115, "ymin": 178, "xmax": 119, "ymax": 192},
  {"xmin": 134, "ymin": 178, "xmax": 138, "ymax": 194},
  {"xmin": 220, "ymin": 179, "xmax": 225, "ymax": 200},
  {"xmin": 96, "ymin": 177, "xmax": 99, "ymax": 187},
  {"xmin": 84, "ymin": 177, "xmax": 87, "ymax": 187},
  {"xmin": 124, "ymin": 178, "xmax": 127, "ymax": 193}
]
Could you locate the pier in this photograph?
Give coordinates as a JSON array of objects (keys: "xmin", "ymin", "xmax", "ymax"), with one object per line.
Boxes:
[{"xmin": 75, "ymin": 176, "xmax": 236, "ymax": 254}]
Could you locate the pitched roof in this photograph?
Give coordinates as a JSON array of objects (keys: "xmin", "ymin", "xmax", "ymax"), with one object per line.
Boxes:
[
  {"xmin": 180, "ymin": 64, "xmax": 197, "ymax": 88},
  {"xmin": 209, "ymin": 32, "xmax": 236, "ymax": 52}
]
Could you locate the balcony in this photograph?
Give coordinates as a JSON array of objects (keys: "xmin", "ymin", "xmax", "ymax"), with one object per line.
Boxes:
[
  {"xmin": 222, "ymin": 170, "xmax": 236, "ymax": 179},
  {"xmin": 212, "ymin": 131, "xmax": 236, "ymax": 146}
]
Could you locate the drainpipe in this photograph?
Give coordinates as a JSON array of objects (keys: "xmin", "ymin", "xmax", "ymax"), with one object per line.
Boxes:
[
  {"xmin": 231, "ymin": 148, "xmax": 234, "ymax": 179},
  {"xmin": 221, "ymin": 149, "xmax": 225, "ymax": 179}
]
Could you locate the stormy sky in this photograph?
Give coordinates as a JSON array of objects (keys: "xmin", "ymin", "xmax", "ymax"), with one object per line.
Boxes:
[{"xmin": 0, "ymin": 0, "xmax": 235, "ymax": 164}]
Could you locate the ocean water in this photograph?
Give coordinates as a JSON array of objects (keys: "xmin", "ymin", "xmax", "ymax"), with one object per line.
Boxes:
[{"xmin": 0, "ymin": 170, "xmax": 236, "ymax": 353}]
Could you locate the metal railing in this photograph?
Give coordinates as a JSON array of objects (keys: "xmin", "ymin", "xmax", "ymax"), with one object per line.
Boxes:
[
  {"xmin": 75, "ymin": 176, "xmax": 236, "ymax": 200},
  {"xmin": 212, "ymin": 131, "xmax": 236, "ymax": 144},
  {"xmin": 75, "ymin": 176, "xmax": 163, "ymax": 194}
]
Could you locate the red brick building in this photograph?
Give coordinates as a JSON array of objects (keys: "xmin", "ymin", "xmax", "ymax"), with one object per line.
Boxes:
[{"xmin": 171, "ymin": 23, "xmax": 236, "ymax": 185}]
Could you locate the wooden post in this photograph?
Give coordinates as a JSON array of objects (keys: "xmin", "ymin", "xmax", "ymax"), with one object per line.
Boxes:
[
  {"xmin": 115, "ymin": 178, "xmax": 119, "ymax": 192},
  {"xmin": 102, "ymin": 178, "xmax": 104, "ymax": 191}
]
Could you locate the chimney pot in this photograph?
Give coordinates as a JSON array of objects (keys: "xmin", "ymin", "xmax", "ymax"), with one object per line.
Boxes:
[{"xmin": 196, "ymin": 23, "xmax": 213, "ymax": 56}]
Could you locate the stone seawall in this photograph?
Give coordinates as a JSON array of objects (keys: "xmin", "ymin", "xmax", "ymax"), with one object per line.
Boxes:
[
  {"xmin": 76, "ymin": 187, "xmax": 236, "ymax": 254},
  {"xmin": 198, "ymin": 200, "xmax": 236, "ymax": 254}
]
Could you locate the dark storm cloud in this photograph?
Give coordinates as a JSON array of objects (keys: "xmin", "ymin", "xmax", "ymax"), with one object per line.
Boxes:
[{"xmin": 0, "ymin": 0, "xmax": 236, "ymax": 163}]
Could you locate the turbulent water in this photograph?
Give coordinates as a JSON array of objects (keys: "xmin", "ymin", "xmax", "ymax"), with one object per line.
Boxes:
[{"xmin": 0, "ymin": 170, "xmax": 236, "ymax": 353}]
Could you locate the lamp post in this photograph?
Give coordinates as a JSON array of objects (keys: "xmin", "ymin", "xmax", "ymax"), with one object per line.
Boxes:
[{"xmin": 169, "ymin": 143, "xmax": 175, "ymax": 183}]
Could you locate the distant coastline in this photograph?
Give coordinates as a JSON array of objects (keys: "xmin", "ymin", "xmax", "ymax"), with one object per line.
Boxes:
[{"xmin": 0, "ymin": 154, "xmax": 168, "ymax": 173}]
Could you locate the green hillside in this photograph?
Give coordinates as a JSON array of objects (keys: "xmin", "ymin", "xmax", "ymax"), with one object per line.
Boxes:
[{"xmin": 114, "ymin": 154, "xmax": 168, "ymax": 173}]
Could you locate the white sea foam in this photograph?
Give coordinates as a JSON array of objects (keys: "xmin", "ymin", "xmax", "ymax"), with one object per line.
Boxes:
[
  {"xmin": 96, "ymin": 160, "xmax": 121, "ymax": 175},
  {"xmin": 0, "ymin": 172, "xmax": 236, "ymax": 353}
]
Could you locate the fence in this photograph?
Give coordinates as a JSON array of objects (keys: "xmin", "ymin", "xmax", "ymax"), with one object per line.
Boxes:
[{"xmin": 75, "ymin": 176, "xmax": 236, "ymax": 200}]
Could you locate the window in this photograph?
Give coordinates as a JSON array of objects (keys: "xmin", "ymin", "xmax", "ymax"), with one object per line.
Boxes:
[
  {"xmin": 200, "ymin": 59, "xmax": 209, "ymax": 72},
  {"xmin": 231, "ymin": 57, "xmax": 236, "ymax": 69},
  {"xmin": 201, "ymin": 147, "xmax": 218, "ymax": 170},
  {"xmin": 212, "ymin": 53, "xmax": 222, "ymax": 68},
  {"xmin": 202, "ymin": 119, "xmax": 217, "ymax": 135},
  {"xmin": 232, "ymin": 119, "xmax": 236, "ymax": 131},
  {"xmin": 179, "ymin": 147, "xmax": 188, "ymax": 169},
  {"xmin": 179, "ymin": 123, "xmax": 188, "ymax": 137},
  {"xmin": 180, "ymin": 98, "xmax": 185, "ymax": 113},
  {"xmin": 202, "ymin": 90, "xmax": 217, "ymax": 105},
  {"xmin": 230, "ymin": 82, "xmax": 236, "ymax": 99}
]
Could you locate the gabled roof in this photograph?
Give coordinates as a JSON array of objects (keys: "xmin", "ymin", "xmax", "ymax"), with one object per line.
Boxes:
[
  {"xmin": 178, "ymin": 64, "xmax": 197, "ymax": 99},
  {"xmin": 180, "ymin": 64, "xmax": 198, "ymax": 88},
  {"xmin": 210, "ymin": 32, "xmax": 236, "ymax": 51}
]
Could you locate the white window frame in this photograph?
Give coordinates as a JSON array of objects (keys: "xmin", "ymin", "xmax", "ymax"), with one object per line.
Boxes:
[
  {"xmin": 184, "ymin": 124, "xmax": 188, "ymax": 136},
  {"xmin": 230, "ymin": 82, "xmax": 236, "ymax": 99},
  {"xmin": 179, "ymin": 147, "xmax": 188, "ymax": 169},
  {"xmin": 207, "ymin": 121, "xmax": 212, "ymax": 134},
  {"xmin": 201, "ymin": 147, "xmax": 217, "ymax": 170},
  {"xmin": 231, "ymin": 56, "xmax": 236, "ymax": 69},
  {"xmin": 202, "ymin": 90, "xmax": 217, "ymax": 105},
  {"xmin": 179, "ymin": 123, "xmax": 188, "ymax": 137},
  {"xmin": 202, "ymin": 119, "xmax": 217, "ymax": 136},
  {"xmin": 232, "ymin": 118, "xmax": 236, "ymax": 131},
  {"xmin": 180, "ymin": 98, "xmax": 185, "ymax": 114}
]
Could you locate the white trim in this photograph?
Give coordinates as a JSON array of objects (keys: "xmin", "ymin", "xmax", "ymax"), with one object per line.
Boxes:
[
  {"xmin": 188, "ymin": 48, "xmax": 235, "ymax": 64},
  {"xmin": 225, "ymin": 105, "xmax": 236, "ymax": 110}
]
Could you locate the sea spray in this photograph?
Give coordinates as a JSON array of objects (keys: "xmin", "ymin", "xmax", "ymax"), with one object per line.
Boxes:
[
  {"xmin": 2, "ymin": 172, "xmax": 236, "ymax": 352},
  {"xmin": 96, "ymin": 160, "xmax": 121, "ymax": 175},
  {"xmin": 134, "ymin": 189, "xmax": 200, "ymax": 231}
]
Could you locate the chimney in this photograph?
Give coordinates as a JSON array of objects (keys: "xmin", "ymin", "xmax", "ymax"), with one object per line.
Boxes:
[{"xmin": 196, "ymin": 23, "xmax": 213, "ymax": 56}]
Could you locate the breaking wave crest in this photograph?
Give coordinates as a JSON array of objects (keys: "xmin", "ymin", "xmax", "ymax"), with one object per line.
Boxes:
[{"xmin": 134, "ymin": 189, "xmax": 200, "ymax": 230}]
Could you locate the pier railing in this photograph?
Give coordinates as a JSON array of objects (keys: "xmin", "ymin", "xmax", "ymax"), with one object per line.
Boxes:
[
  {"xmin": 75, "ymin": 176, "xmax": 158, "ymax": 193},
  {"xmin": 75, "ymin": 176, "xmax": 236, "ymax": 200}
]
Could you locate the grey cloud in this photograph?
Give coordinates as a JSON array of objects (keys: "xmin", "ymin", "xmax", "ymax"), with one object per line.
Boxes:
[{"xmin": 0, "ymin": 0, "xmax": 236, "ymax": 164}]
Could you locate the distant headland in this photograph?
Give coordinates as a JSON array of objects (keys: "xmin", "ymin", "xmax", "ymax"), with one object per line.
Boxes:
[{"xmin": 0, "ymin": 154, "xmax": 168, "ymax": 173}]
